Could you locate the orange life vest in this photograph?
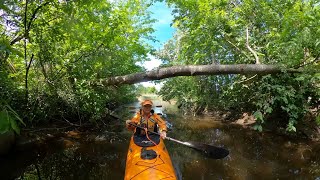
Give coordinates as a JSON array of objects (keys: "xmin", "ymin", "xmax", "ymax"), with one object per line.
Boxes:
[{"xmin": 127, "ymin": 110, "xmax": 167, "ymax": 133}]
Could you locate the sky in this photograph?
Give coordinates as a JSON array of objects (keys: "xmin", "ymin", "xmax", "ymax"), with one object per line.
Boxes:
[
  {"xmin": 139, "ymin": 1, "xmax": 175, "ymax": 89},
  {"xmin": 148, "ymin": 2, "xmax": 175, "ymax": 50}
]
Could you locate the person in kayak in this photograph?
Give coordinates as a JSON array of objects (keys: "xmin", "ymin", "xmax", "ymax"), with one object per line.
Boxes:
[{"xmin": 126, "ymin": 100, "xmax": 167, "ymax": 139}]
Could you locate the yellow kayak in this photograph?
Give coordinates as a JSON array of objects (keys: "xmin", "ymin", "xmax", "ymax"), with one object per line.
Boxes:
[{"xmin": 124, "ymin": 134, "xmax": 177, "ymax": 180}]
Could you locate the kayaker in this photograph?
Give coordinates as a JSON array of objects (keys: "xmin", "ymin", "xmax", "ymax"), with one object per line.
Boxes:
[{"xmin": 126, "ymin": 100, "xmax": 167, "ymax": 139}]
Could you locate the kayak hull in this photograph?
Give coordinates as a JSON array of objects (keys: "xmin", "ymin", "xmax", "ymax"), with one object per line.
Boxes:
[{"xmin": 124, "ymin": 136, "xmax": 177, "ymax": 180}]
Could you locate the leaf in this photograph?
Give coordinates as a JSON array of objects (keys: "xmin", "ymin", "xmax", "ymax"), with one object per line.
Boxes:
[
  {"xmin": 6, "ymin": 105, "xmax": 25, "ymax": 126},
  {"xmin": 256, "ymin": 102, "xmax": 262, "ymax": 108},
  {"xmin": 10, "ymin": 117, "xmax": 20, "ymax": 134},
  {"xmin": 253, "ymin": 110, "xmax": 263, "ymax": 121},
  {"xmin": 253, "ymin": 124, "xmax": 263, "ymax": 132},
  {"xmin": 265, "ymin": 107, "xmax": 273, "ymax": 114},
  {"xmin": 295, "ymin": 76, "xmax": 305, "ymax": 81},
  {"xmin": 10, "ymin": 48, "xmax": 24, "ymax": 57},
  {"xmin": 0, "ymin": 111, "xmax": 11, "ymax": 133},
  {"xmin": 286, "ymin": 124, "xmax": 296, "ymax": 132},
  {"xmin": 316, "ymin": 40, "xmax": 320, "ymax": 47},
  {"xmin": 316, "ymin": 115, "xmax": 320, "ymax": 126},
  {"xmin": 0, "ymin": 3, "xmax": 10, "ymax": 12}
]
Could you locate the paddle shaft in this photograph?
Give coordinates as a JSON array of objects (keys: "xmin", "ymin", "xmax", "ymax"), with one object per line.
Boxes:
[
  {"xmin": 128, "ymin": 122, "xmax": 194, "ymax": 148},
  {"xmin": 128, "ymin": 122, "xmax": 229, "ymax": 159}
]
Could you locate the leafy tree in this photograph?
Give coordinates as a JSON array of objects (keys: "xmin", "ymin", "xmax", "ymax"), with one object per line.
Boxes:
[
  {"xmin": 136, "ymin": 85, "xmax": 158, "ymax": 94},
  {"xmin": 158, "ymin": 0, "xmax": 320, "ymax": 131},
  {"xmin": 0, "ymin": 0, "xmax": 156, "ymax": 124}
]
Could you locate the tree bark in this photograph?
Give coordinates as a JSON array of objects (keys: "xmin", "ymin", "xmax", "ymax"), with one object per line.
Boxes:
[
  {"xmin": 96, "ymin": 64, "xmax": 305, "ymax": 86},
  {"xmin": 25, "ymin": 54, "xmax": 34, "ymax": 102}
]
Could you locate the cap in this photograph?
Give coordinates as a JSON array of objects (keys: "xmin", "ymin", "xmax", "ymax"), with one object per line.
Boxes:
[{"xmin": 141, "ymin": 100, "xmax": 153, "ymax": 106}]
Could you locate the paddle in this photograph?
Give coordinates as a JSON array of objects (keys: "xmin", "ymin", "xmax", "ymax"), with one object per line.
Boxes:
[{"xmin": 128, "ymin": 122, "xmax": 229, "ymax": 159}]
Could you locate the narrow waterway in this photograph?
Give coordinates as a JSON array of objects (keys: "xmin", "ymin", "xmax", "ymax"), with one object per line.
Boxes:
[{"xmin": 1, "ymin": 96, "xmax": 320, "ymax": 179}]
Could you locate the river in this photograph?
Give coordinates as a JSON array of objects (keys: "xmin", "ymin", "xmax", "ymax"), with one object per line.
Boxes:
[{"xmin": 1, "ymin": 96, "xmax": 320, "ymax": 179}]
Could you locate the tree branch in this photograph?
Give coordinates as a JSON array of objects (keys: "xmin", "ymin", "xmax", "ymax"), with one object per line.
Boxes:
[
  {"xmin": 25, "ymin": 54, "xmax": 34, "ymax": 101},
  {"xmin": 225, "ymin": 37, "xmax": 251, "ymax": 60},
  {"xmin": 295, "ymin": 54, "xmax": 320, "ymax": 68},
  {"xmin": 94, "ymin": 64, "xmax": 307, "ymax": 86},
  {"xmin": 10, "ymin": 1, "xmax": 50, "ymax": 45},
  {"xmin": 246, "ymin": 27, "xmax": 260, "ymax": 64}
]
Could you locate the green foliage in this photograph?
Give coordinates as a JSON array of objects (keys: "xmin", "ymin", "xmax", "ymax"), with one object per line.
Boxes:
[
  {"xmin": 159, "ymin": 76, "xmax": 218, "ymax": 115},
  {"xmin": 1, "ymin": 0, "xmax": 319, "ymax": 134},
  {"xmin": 251, "ymin": 74, "xmax": 319, "ymax": 131},
  {"xmin": 0, "ymin": 111, "xmax": 12, "ymax": 133},
  {"xmin": 158, "ymin": 0, "xmax": 320, "ymax": 131},
  {"xmin": 316, "ymin": 115, "xmax": 320, "ymax": 126},
  {"xmin": 136, "ymin": 85, "xmax": 158, "ymax": 94},
  {"xmin": 0, "ymin": 105, "xmax": 24, "ymax": 134},
  {"xmin": 253, "ymin": 124, "xmax": 263, "ymax": 132},
  {"xmin": 163, "ymin": 0, "xmax": 320, "ymax": 67},
  {"xmin": 0, "ymin": 0, "xmax": 155, "ymax": 124}
]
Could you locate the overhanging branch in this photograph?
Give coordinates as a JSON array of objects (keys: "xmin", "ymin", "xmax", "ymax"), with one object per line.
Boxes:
[{"xmin": 95, "ymin": 64, "xmax": 306, "ymax": 86}]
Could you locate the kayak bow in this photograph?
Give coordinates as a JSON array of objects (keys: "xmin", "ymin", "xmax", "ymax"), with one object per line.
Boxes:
[{"xmin": 124, "ymin": 134, "xmax": 177, "ymax": 180}]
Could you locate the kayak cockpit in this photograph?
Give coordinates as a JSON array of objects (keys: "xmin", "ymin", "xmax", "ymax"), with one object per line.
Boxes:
[{"xmin": 133, "ymin": 134, "xmax": 160, "ymax": 147}]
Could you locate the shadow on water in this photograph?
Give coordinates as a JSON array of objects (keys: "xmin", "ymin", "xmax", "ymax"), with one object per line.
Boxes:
[
  {"xmin": 0, "ymin": 129, "xmax": 131, "ymax": 180},
  {"xmin": 1, "ymin": 96, "xmax": 320, "ymax": 179}
]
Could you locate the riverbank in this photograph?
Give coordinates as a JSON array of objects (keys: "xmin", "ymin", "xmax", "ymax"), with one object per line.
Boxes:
[
  {"xmin": 202, "ymin": 108, "xmax": 320, "ymax": 142},
  {"xmin": 138, "ymin": 94, "xmax": 320, "ymax": 141}
]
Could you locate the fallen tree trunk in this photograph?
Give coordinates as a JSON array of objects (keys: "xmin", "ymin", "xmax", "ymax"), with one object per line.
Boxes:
[{"xmin": 96, "ymin": 64, "xmax": 307, "ymax": 86}]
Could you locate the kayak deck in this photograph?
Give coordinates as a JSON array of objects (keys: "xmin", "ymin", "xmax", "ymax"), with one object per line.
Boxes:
[{"xmin": 124, "ymin": 135, "xmax": 177, "ymax": 180}]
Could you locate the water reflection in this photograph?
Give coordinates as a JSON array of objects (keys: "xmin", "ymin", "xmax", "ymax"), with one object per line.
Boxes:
[
  {"xmin": 160, "ymin": 107, "xmax": 319, "ymax": 179},
  {"xmin": 1, "ymin": 98, "xmax": 320, "ymax": 179},
  {"xmin": 3, "ymin": 131, "xmax": 130, "ymax": 180},
  {"xmin": 35, "ymin": 141, "xmax": 127, "ymax": 180}
]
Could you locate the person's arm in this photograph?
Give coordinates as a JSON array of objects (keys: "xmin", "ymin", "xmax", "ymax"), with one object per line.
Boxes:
[
  {"xmin": 126, "ymin": 112, "xmax": 140, "ymax": 131},
  {"xmin": 154, "ymin": 114, "xmax": 167, "ymax": 138}
]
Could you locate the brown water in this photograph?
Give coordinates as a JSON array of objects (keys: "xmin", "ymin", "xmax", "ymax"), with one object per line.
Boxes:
[{"xmin": 1, "ymin": 97, "xmax": 320, "ymax": 179}]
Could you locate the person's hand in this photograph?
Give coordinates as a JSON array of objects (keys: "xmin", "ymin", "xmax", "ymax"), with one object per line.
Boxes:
[
  {"xmin": 160, "ymin": 131, "xmax": 167, "ymax": 139},
  {"xmin": 126, "ymin": 120, "xmax": 135, "ymax": 127}
]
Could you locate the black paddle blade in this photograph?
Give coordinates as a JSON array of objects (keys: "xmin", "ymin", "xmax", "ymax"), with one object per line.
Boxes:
[{"xmin": 189, "ymin": 142, "xmax": 229, "ymax": 159}]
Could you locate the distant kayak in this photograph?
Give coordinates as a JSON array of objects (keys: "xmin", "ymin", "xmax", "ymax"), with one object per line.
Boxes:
[{"xmin": 124, "ymin": 134, "xmax": 177, "ymax": 180}]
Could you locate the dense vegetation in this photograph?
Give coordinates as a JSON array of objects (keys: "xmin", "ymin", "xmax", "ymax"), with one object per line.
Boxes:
[
  {"xmin": 0, "ymin": 0, "xmax": 319, "ymax": 135},
  {"xmin": 136, "ymin": 85, "xmax": 157, "ymax": 94},
  {"xmin": 0, "ymin": 0, "xmax": 157, "ymax": 133},
  {"xmin": 158, "ymin": 0, "xmax": 320, "ymax": 132}
]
